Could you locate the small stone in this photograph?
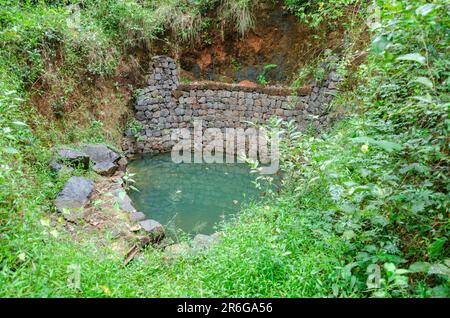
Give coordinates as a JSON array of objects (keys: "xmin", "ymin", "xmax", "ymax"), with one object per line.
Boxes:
[
  {"xmin": 83, "ymin": 144, "xmax": 120, "ymax": 164},
  {"xmin": 275, "ymin": 109, "xmax": 284, "ymax": 116},
  {"xmin": 211, "ymin": 232, "xmax": 223, "ymax": 243},
  {"xmin": 139, "ymin": 219, "xmax": 165, "ymax": 242},
  {"xmin": 56, "ymin": 148, "xmax": 90, "ymax": 169},
  {"xmin": 329, "ymin": 81, "xmax": 337, "ymax": 89},
  {"xmin": 328, "ymin": 71, "xmax": 341, "ymax": 82},
  {"xmin": 113, "ymin": 189, "xmax": 136, "ymax": 213},
  {"xmin": 136, "ymin": 111, "xmax": 146, "ymax": 121},
  {"xmin": 129, "ymin": 225, "xmax": 142, "ymax": 232},
  {"xmin": 160, "ymin": 109, "xmax": 170, "ymax": 117},
  {"xmin": 50, "ymin": 161, "xmax": 74, "ymax": 173},
  {"xmin": 111, "ymin": 229, "xmax": 123, "ymax": 238},
  {"xmin": 130, "ymin": 211, "xmax": 146, "ymax": 223}
]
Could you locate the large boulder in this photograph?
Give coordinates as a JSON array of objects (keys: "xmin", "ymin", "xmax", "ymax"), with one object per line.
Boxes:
[
  {"xmin": 56, "ymin": 148, "xmax": 90, "ymax": 169},
  {"xmin": 113, "ymin": 189, "xmax": 136, "ymax": 213},
  {"xmin": 82, "ymin": 144, "xmax": 122, "ymax": 177},
  {"xmin": 191, "ymin": 234, "xmax": 216, "ymax": 255},
  {"xmin": 139, "ymin": 219, "xmax": 165, "ymax": 242},
  {"xmin": 92, "ymin": 161, "xmax": 118, "ymax": 176},
  {"xmin": 83, "ymin": 144, "xmax": 120, "ymax": 164},
  {"xmin": 55, "ymin": 176, "xmax": 94, "ymax": 221},
  {"xmin": 165, "ymin": 243, "xmax": 191, "ymax": 259}
]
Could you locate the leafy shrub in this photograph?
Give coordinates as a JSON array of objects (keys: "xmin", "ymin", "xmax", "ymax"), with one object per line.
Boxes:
[{"xmin": 284, "ymin": 0, "xmax": 361, "ymax": 29}]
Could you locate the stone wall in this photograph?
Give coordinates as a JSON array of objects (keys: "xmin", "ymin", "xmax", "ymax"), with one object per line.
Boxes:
[{"xmin": 123, "ymin": 56, "xmax": 341, "ymax": 155}]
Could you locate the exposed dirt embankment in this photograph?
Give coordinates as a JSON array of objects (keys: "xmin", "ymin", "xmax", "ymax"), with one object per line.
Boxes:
[
  {"xmin": 176, "ymin": 2, "xmax": 347, "ymax": 84},
  {"xmin": 27, "ymin": 48, "xmax": 152, "ymax": 146}
]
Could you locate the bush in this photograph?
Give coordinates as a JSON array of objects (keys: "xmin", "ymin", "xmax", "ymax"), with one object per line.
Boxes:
[{"xmin": 0, "ymin": 0, "xmax": 448, "ymax": 298}]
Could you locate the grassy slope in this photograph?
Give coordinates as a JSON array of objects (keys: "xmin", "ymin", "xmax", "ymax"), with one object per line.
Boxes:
[{"xmin": 0, "ymin": 0, "xmax": 448, "ymax": 297}]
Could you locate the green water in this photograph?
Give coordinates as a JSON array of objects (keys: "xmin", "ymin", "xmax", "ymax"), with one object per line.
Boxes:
[{"xmin": 128, "ymin": 153, "xmax": 266, "ymax": 235}]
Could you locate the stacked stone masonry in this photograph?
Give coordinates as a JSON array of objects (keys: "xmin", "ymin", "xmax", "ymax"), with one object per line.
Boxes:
[{"xmin": 123, "ymin": 56, "xmax": 341, "ymax": 154}]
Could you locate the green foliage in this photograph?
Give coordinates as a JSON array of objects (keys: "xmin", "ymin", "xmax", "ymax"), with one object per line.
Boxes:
[
  {"xmin": 284, "ymin": 0, "xmax": 361, "ymax": 29},
  {"xmin": 257, "ymin": 64, "xmax": 277, "ymax": 86},
  {"xmin": 125, "ymin": 117, "xmax": 145, "ymax": 141},
  {"xmin": 287, "ymin": 0, "xmax": 450, "ymax": 297}
]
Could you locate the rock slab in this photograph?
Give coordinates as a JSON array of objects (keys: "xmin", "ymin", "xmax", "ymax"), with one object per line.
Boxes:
[
  {"xmin": 139, "ymin": 219, "xmax": 165, "ymax": 242},
  {"xmin": 191, "ymin": 234, "xmax": 215, "ymax": 254}
]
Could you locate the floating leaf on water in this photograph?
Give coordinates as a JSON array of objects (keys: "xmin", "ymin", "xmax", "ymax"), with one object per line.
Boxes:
[{"xmin": 192, "ymin": 221, "xmax": 207, "ymax": 233}]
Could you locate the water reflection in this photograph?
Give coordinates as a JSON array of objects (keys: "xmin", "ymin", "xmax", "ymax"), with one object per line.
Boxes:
[{"xmin": 128, "ymin": 153, "xmax": 268, "ymax": 235}]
